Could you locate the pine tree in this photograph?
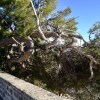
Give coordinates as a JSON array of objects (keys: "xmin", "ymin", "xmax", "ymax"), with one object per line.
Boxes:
[{"xmin": 0, "ymin": 1, "xmax": 99, "ymax": 99}]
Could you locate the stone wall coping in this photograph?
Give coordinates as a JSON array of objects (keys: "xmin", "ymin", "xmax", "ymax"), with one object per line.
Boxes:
[{"xmin": 0, "ymin": 71, "xmax": 72, "ymax": 100}]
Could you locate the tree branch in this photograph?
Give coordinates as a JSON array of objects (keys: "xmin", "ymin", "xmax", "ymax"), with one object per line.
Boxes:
[
  {"xmin": 86, "ymin": 55, "xmax": 100, "ymax": 79},
  {"xmin": 9, "ymin": 36, "xmax": 34, "ymax": 65},
  {"xmin": 30, "ymin": 0, "xmax": 48, "ymax": 41},
  {"xmin": 12, "ymin": 37, "xmax": 21, "ymax": 45},
  {"xmin": 0, "ymin": 36, "xmax": 27, "ymax": 47}
]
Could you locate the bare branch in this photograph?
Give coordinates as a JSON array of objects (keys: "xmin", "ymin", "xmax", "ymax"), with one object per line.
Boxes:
[
  {"xmin": 31, "ymin": 31, "xmax": 60, "ymax": 39},
  {"xmin": 84, "ymin": 86, "xmax": 95, "ymax": 99},
  {"xmin": 46, "ymin": 37, "xmax": 58, "ymax": 48},
  {"xmin": 30, "ymin": 0, "xmax": 48, "ymax": 41},
  {"xmin": 86, "ymin": 55, "xmax": 99, "ymax": 79},
  {"xmin": 9, "ymin": 50, "xmax": 33, "ymax": 65},
  {"xmin": 30, "ymin": 0, "xmax": 61, "ymax": 47},
  {"xmin": 64, "ymin": 29, "xmax": 88, "ymax": 43},
  {"xmin": 60, "ymin": 32, "xmax": 84, "ymax": 52},
  {"xmin": 12, "ymin": 37, "xmax": 21, "ymax": 45},
  {"xmin": 62, "ymin": 38, "xmax": 77, "ymax": 52},
  {"xmin": 0, "ymin": 36, "xmax": 27, "ymax": 47},
  {"xmin": 9, "ymin": 36, "xmax": 34, "ymax": 65}
]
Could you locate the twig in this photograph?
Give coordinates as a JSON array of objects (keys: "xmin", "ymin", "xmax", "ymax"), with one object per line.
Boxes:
[
  {"xmin": 84, "ymin": 86, "xmax": 95, "ymax": 100},
  {"xmin": 12, "ymin": 37, "xmax": 21, "ymax": 45}
]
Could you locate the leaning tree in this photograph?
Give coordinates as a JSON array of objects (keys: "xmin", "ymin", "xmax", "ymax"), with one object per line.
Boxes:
[{"xmin": 0, "ymin": 0, "xmax": 100, "ymax": 98}]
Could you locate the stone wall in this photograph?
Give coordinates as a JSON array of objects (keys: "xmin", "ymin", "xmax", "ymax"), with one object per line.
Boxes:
[{"xmin": 0, "ymin": 71, "xmax": 71, "ymax": 100}]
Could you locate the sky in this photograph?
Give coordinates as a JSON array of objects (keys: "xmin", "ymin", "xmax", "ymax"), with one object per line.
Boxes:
[{"xmin": 56, "ymin": 0, "xmax": 100, "ymax": 42}]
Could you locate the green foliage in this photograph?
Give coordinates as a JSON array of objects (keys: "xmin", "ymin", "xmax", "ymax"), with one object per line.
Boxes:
[
  {"xmin": 0, "ymin": 0, "xmax": 99, "ymax": 99},
  {"xmin": 83, "ymin": 22, "xmax": 100, "ymax": 62},
  {"xmin": 0, "ymin": 0, "xmax": 36, "ymax": 37},
  {"xmin": 88, "ymin": 22, "xmax": 100, "ymax": 34},
  {"xmin": 81, "ymin": 22, "xmax": 100, "ymax": 99},
  {"xmin": 0, "ymin": 0, "xmax": 77, "ymax": 38},
  {"xmin": 0, "ymin": 0, "xmax": 81, "ymax": 98},
  {"xmin": 48, "ymin": 7, "xmax": 78, "ymax": 31}
]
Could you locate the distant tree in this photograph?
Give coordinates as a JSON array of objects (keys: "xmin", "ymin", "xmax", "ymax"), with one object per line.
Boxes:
[
  {"xmin": 80, "ymin": 22, "xmax": 100, "ymax": 100},
  {"xmin": 83, "ymin": 22, "xmax": 100, "ymax": 61}
]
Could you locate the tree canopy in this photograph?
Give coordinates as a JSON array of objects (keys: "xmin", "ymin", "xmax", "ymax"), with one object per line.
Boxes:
[{"xmin": 0, "ymin": 0, "xmax": 100, "ymax": 99}]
